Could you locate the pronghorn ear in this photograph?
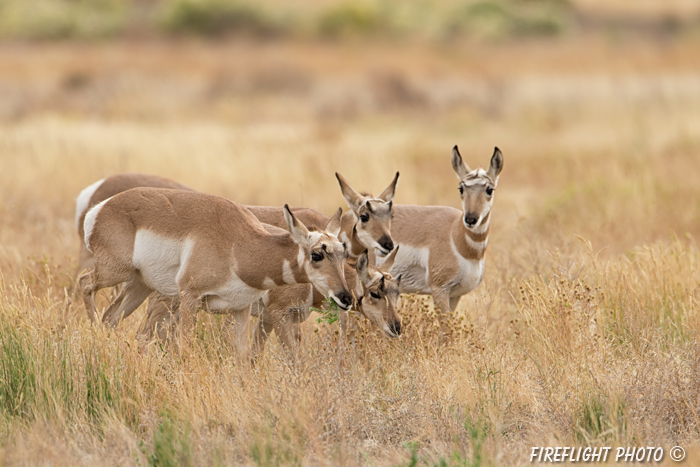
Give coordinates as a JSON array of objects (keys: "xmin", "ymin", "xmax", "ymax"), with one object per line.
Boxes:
[
  {"xmin": 325, "ymin": 207, "xmax": 343, "ymax": 238},
  {"xmin": 379, "ymin": 245, "xmax": 399, "ymax": 273},
  {"xmin": 335, "ymin": 172, "xmax": 363, "ymax": 209},
  {"xmin": 356, "ymin": 250, "xmax": 372, "ymax": 286},
  {"xmin": 378, "ymin": 171, "xmax": 400, "ymax": 203},
  {"xmin": 283, "ymin": 204, "xmax": 310, "ymax": 246},
  {"xmin": 451, "ymin": 145, "xmax": 471, "ymax": 180},
  {"xmin": 487, "ymin": 147, "xmax": 504, "ymax": 180}
]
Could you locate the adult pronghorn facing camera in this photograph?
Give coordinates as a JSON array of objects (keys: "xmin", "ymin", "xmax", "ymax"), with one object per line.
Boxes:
[
  {"xmin": 380, "ymin": 146, "xmax": 503, "ymax": 326},
  {"xmin": 78, "ymin": 187, "xmax": 353, "ymax": 352}
]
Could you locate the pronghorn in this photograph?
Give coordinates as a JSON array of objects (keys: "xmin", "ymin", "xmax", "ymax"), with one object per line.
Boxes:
[
  {"xmin": 141, "ymin": 248, "xmax": 402, "ymax": 354},
  {"xmin": 78, "ymin": 187, "xmax": 353, "ymax": 353},
  {"xmin": 74, "ymin": 172, "xmax": 400, "ymax": 336},
  {"xmin": 378, "ymin": 146, "xmax": 503, "ymax": 320},
  {"xmin": 75, "ymin": 172, "xmax": 399, "ymax": 274}
]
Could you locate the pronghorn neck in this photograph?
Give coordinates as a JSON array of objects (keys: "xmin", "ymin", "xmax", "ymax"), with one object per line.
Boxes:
[
  {"xmin": 340, "ymin": 212, "xmax": 366, "ymax": 258},
  {"xmin": 451, "ymin": 210, "xmax": 490, "ymax": 261},
  {"xmin": 244, "ymin": 230, "xmax": 309, "ymax": 288}
]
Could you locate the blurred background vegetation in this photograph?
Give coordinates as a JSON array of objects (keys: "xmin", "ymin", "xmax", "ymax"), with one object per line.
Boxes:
[{"xmin": 0, "ymin": 0, "xmax": 698, "ymax": 41}]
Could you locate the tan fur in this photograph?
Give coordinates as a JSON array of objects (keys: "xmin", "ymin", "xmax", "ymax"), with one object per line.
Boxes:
[
  {"xmin": 78, "ymin": 188, "xmax": 351, "ymax": 353},
  {"xmin": 383, "ymin": 146, "xmax": 503, "ymax": 317},
  {"xmin": 76, "ymin": 173, "xmax": 193, "ymax": 274},
  {"xmin": 251, "ymin": 247, "xmax": 402, "ymax": 357},
  {"xmin": 74, "ymin": 172, "xmax": 401, "ymax": 348}
]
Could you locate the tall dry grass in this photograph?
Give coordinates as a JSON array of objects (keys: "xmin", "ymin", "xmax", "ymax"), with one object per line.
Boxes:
[{"xmin": 0, "ymin": 39, "xmax": 699, "ymax": 464}]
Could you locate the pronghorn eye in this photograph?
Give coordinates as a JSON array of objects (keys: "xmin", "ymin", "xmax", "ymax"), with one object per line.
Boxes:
[
  {"xmin": 486, "ymin": 187, "xmax": 494, "ymax": 196},
  {"xmin": 458, "ymin": 186, "xmax": 464, "ymax": 195},
  {"xmin": 311, "ymin": 252, "xmax": 323, "ymax": 262},
  {"xmin": 370, "ymin": 291, "xmax": 381, "ymax": 299},
  {"xmin": 360, "ymin": 214, "xmax": 369, "ymax": 222}
]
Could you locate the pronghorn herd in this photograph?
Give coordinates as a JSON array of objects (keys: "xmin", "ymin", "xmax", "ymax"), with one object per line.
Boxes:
[{"xmin": 76, "ymin": 145, "xmax": 503, "ymax": 357}]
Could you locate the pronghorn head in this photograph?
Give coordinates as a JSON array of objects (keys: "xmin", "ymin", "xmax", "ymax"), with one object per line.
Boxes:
[
  {"xmin": 283, "ymin": 204, "xmax": 353, "ymax": 311},
  {"xmin": 451, "ymin": 146, "xmax": 504, "ymax": 230},
  {"xmin": 335, "ymin": 171, "xmax": 399, "ymax": 257},
  {"xmin": 355, "ymin": 247, "xmax": 402, "ymax": 338}
]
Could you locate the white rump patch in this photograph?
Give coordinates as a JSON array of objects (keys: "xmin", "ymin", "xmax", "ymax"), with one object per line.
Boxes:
[
  {"xmin": 75, "ymin": 178, "xmax": 105, "ymax": 231},
  {"xmin": 83, "ymin": 197, "xmax": 111, "ymax": 253}
]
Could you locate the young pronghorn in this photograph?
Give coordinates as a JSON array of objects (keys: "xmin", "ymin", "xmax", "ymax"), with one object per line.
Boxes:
[
  {"xmin": 78, "ymin": 187, "xmax": 353, "ymax": 353},
  {"xmin": 379, "ymin": 146, "xmax": 503, "ymax": 322}
]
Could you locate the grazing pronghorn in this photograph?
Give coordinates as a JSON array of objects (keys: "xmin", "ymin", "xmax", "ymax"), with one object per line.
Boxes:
[
  {"xmin": 74, "ymin": 172, "xmax": 400, "ymax": 337},
  {"xmin": 141, "ymin": 248, "xmax": 402, "ymax": 354},
  {"xmin": 78, "ymin": 187, "xmax": 352, "ymax": 353},
  {"xmin": 379, "ymin": 146, "xmax": 503, "ymax": 320},
  {"xmin": 251, "ymin": 247, "xmax": 402, "ymax": 356}
]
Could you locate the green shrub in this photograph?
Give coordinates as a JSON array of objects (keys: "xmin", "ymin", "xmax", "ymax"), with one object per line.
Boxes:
[
  {"xmin": 159, "ymin": 0, "xmax": 283, "ymax": 37},
  {"xmin": 317, "ymin": 1, "xmax": 385, "ymax": 38}
]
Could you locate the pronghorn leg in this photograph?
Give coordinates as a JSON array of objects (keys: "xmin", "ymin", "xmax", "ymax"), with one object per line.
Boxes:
[
  {"xmin": 252, "ymin": 314, "xmax": 274, "ymax": 358},
  {"xmin": 101, "ymin": 276, "xmax": 152, "ymax": 327},
  {"xmin": 273, "ymin": 317, "xmax": 301, "ymax": 354},
  {"xmin": 78, "ymin": 270, "xmax": 99, "ymax": 323},
  {"xmin": 431, "ymin": 287, "xmax": 452, "ymax": 340},
  {"xmin": 229, "ymin": 305, "xmax": 252, "ymax": 362},
  {"xmin": 139, "ymin": 293, "xmax": 179, "ymax": 342},
  {"xmin": 177, "ymin": 292, "xmax": 201, "ymax": 345},
  {"xmin": 79, "ymin": 264, "xmax": 130, "ymax": 323}
]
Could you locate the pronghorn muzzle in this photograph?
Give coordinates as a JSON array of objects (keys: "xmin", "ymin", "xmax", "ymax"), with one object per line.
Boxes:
[
  {"xmin": 464, "ymin": 213, "xmax": 479, "ymax": 228},
  {"xmin": 389, "ymin": 319, "xmax": 402, "ymax": 336},
  {"xmin": 333, "ymin": 290, "xmax": 353, "ymax": 311},
  {"xmin": 377, "ymin": 234, "xmax": 394, "ymax": 254}
]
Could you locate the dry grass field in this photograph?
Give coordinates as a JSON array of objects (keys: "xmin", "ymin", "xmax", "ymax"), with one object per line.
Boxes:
[{"xmin": 1, "ymin": 28, "xmax": 700, "ymax": 466}]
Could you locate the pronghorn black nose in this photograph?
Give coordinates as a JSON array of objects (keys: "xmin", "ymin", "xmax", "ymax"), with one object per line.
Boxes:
[
  {"xmin": 390, "ymin": 320, "xmax": 402, "ymax": 336},
  {"xmin": 336, "ymin": 291, "xmax": 353, "ymax": 309},
  {"xmin": 378, "ymin": 235, "xmax": 394, "ymax": 252},
  {"xmin": 464, "ymin": 215, "xmax": 478, "ymax": 227}
]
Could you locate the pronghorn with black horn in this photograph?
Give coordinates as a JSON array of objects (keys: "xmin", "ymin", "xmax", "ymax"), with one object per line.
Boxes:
[
  {"xmin": 379, "ymin": 146, "xmax": 503, "ymax": 324},
  {"xmin": 78, "ymin": 187, "xmax": 352, "ymax": 355}
]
